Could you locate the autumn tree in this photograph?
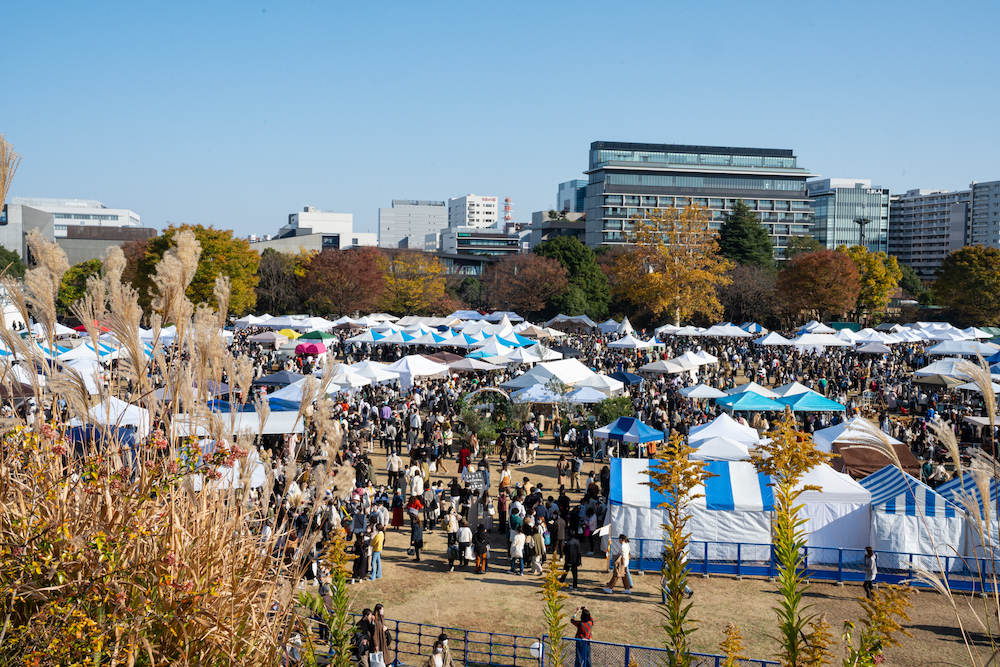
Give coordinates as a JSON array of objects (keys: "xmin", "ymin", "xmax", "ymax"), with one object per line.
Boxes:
[
  {"xmin": 484, "ymin": 254, "xmax": 568, "ymax": 316},
  {"xmin": 120, "ymin": 237, "xmax": 150, "ymax": 288},
  {"xmin": 136, "ymin": 224, "xmax": 260, "ymax": 317},
  {"xmin": 255, "ymin": 248, "xmax": 305, "ymax": 315},
  {"xmin": 934, "ymin": 245, "xmax": 1000, "ymax": 326},
  {"xmin": 379, "ymin": 250, "xmax": 446, "ymax": 315},
  {"xmin": 606, "ymin": 206, "xmax": 732, "ymax": 325},
  {"xmin": 776, "ymin": 249, "xmax": 860, "ymax": 323},
  {"xmin": 837, "ymin": 244, "xmax": 902, "ymax": 321},
  {"xmin": 57, "ymin": 258, "xmax": 103, "ymax": 315},
  {"xmin": 533, "ymin": 236, "xmax": 609, "ymax": 320},
  {"xmin": 718, "ymin": 199, "xmax": 773, "ymax": 268},
  {"xmin": 717, "ymin": 263, "xmax": 777, "ymax": 324},
  {"xmin": 299, "ymin": 247, "xmax": 386, "ymax": 316},
  {"xmin": 783, "ymin": 235, "xmax": 823, "ymax": 259}
]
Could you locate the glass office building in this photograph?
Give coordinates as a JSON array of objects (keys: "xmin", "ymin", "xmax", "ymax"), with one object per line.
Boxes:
[
  {"xmin": 806, "ymin": 179, "xmax": 889, "ymax": 253},
  {"xmin": 583, "ymin": 141, "xmax": 816, "ymax": 256}
]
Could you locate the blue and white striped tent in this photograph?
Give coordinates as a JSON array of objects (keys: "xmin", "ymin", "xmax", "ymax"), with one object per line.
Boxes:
[
  {"xmin": 938, "ymin": 473, "xmax": 1000, "ymax": 560},
  {"xmin": 609, "ymin": 458, "xmax": 774, "ymax": 547},
  {"xmin": 860, "ymin": 465, "xmax": 966, "ymax": 569}
]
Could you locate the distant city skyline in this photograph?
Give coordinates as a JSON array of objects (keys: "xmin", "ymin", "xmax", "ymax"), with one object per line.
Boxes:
[{"xmin": 4, "ymin": 0, "xmax": 998, "ymax": 237}]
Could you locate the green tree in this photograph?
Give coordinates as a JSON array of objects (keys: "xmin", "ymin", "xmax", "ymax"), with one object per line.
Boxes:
[
  {"xmin": 836, "ymin": 244, "xmax": 902, "ymax": 320},
  {"xmin": 718, "ymin": 200, "xmax": 773, "ymax": 268},
  {"xmin": 591, "ymin": 396, "xmax": 634, "ymax": 426},
  {"xmin": 0, "ymin": 244, "xmax": 25, "ymax": 278},
  {"xmin": 533, "ymin": 236, "xmax": 609, "ymax": 320},
  {"xmin": 935, "ymin": 245, "xmax": 1000, "ymax": 326},
  {"xmin": 136, "ymin": 224, "xmax": 260, "ymax": 316},
  {"xmin": 783, "ymin": 235, "xmax": 823, "ymax": 259},
  {"xmin": 57, "ymin": 258, "xmax": 102, "ymax": 315},
  {"xmin": 898, "ymin": 262, "xmax": 926, "ymax": 298}
]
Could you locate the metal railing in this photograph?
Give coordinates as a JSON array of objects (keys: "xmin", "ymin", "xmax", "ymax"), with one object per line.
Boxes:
[
  {"xmin": 542, "ymin": 636, "xmax": 778, "ymax": 667},
  {"xmin": 625, "ymin": 539, "xmax": 1000, "ymax": 593},
  {"xmin": 305, "ymin": 614, "xmax": 777, "ymax": 667}
]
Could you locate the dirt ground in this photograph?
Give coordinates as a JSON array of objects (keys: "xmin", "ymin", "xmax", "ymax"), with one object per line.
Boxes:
[{"xmin": 341, "ymin": 426, "xmax": 993, "ymax": 666}]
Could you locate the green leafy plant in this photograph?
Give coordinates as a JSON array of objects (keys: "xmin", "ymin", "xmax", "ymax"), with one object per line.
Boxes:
[
  {"xmin": 644, "ymin": 432, "xmax": 710, "ymax": 667},
  {"xmin": 538, "ymin": 554, "xmax": 570, "ymax": 667}
]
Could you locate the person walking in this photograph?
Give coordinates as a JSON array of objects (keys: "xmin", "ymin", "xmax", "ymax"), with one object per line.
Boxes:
[
  {"xmin": 410, "ymin": 519, "xmax": 424, "ymax": 562},
  {"xmin": 456, "ymin": 519, "xmax": 473, "ymax": 569},
  {"xmin": 570, "ymin": 607, "xmax": 594, "ymax": 667},
  {"xmin": 863, "ymin": 546, "xmax": 877, "ymax": 599},
  {"xmin": 559, "ymin": 531, "xmax": 582, "ymax": 590},
  {"xmin": 603, "ymin": 534, "xmax": 632, "ymax": 594},
  {"xmin": 509, "ymin": 525, "xmax": 526, "ymax": 576}
]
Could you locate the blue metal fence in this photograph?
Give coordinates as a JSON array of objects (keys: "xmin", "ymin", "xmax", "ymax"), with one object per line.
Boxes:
[
  {"xmin": 312, "ymin": 614, "xmax": 777, "ymax": 667},
  {"xmin": 542, "ymin": 636, "xmax": 778, "ymax": 667},
  {"xmin": 627, "ymin": 539, "xmax": 1000, "ymax": 593}
]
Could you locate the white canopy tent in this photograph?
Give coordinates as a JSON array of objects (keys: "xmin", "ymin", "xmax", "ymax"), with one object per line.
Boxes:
[
  {"xmin": 796, "ymin": 464, "xmax": 872, "ymax": 556},
  {"xmin": 88, "ymin": 396, "xmax": 151, "ymax": 438}
]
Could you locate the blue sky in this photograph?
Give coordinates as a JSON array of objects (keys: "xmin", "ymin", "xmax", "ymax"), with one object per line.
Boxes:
[{"xmin": 4, "ymin": 0, "xmax": 999, "ymax": 237}]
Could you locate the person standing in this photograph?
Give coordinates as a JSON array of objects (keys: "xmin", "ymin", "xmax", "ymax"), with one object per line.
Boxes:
[
  {"xmin": 863, "ymin": 546, "xmax": 877, "ymax": 599},
  {"xmin": 509, "ymin": 525, "xmax": 526, "ymax": 576},
  {"xmin": 556, "ymin": 455, "xmax": 570, "ymax": 490},
  {"xmin": 570, "ymin": 607, "xmax": 594, "ymax": 667},
  {"xmin": 369, "ymin": 525, "xmax": 385, "ymax": 580},
  {"xmin": 473, "ymin": 523, "xmax": 490, "ymax": 574},
  {"xmin": 456, "ymin": 519, "xmax": 473, "ymax": 569}
]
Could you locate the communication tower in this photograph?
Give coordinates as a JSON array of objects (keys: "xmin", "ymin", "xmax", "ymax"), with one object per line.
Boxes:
[{"xmin": 503, "ymin": 197, "xmax": 513, "ymax": 229}]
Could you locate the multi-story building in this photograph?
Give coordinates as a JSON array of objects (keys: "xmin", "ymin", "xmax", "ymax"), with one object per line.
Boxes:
[
  {"xmin": 806, "ymin": 179, "xmax": 890, "ymax": 253},
  {"xmin": 9, "ymin": 197, "xmax": 141, "ymax": 238},
  {"xmin": 583, "ymin": 141, "xmax": 816, "ymax": 256},
  {"xmin": 970, "ymin": 180, "xmax": 1000, "ymax": 247},
  {"xmin": 447, "ymin": 195, "xmax": 498, "ymax": 229},
  {"xmin": 249, "ymin": 206, "xmax": 376, "ymax": 254},
  {"xmin": 557, "ymin": 179, "xmax": 587, "ymax": 213},
  {"xmin": 888, "ymin": 189, "xmax": 970, "ymax": 278},
  {"xmin": 378, "ymin": 200, "xmax": 447, "ymax": 250}
]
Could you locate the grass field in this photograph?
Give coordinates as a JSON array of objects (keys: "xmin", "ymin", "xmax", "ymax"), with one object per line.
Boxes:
[{"xmin": 339, "ymin": 430, "xmax": 993, "ymax": 665}]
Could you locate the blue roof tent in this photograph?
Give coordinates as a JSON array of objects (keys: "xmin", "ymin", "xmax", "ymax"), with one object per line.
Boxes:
[
  {"xmin": 609, "ymin": 371, "xmax": 644, "ymax": 386},
  {"xmin": 860, "ymin": 465, "xmax": 958, "ymax": 517},
  {"xmin": 252, "ymin": 370, "xmax": 305, "ymax": 387},
  {"xmin": 594, "ymin": 417, "xmax": 665, "ymax": 444},
  {"xmin": 714, "ymin": 393, "xmax": 785, "ymax": 412},
  {"xmin": 777, "ymin": 392, "xmax": 847, "ymax": 412},
  {"xmin": 937, "ymin": 473, "xmax": 999, "ymax": 517}
]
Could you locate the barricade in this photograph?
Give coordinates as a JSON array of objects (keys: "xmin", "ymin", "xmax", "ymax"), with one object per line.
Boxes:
[{"xmin": 543, "ymin": 637, "xmax": 778, "ymax": 667}]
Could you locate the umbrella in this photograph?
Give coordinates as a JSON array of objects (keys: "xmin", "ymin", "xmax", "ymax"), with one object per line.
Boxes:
[
  {"xmin": 912, "ymin": 374, "xmax": 964, "ymax": 387},
  {"xmin": 295, "ymin": 342, "xmax": 326, "ymax": 355},
  {"xmin": 253, "ymin": 370, "xmax": 305, "ymax": 387},
  {"xmin": 299, "ymin": 330, "xmax": 337, "ymax": 340}
]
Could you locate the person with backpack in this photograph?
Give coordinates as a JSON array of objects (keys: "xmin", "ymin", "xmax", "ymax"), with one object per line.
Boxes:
[{"xmin": 571, "ymin": 456, "xmax": 583, "ymax": 492}]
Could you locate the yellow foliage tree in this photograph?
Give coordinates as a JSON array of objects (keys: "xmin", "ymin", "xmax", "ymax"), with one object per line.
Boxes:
[
  {"xmin": 607, "ymin": 206, "xmax": 732, "ymax": 325},
  {"xmin": 379, "ymin": 250, "xmax": 446, "ymax": 315},
  {"xmin": 836, "ymin": 245, "xmax": 902, "ymax": 320}
]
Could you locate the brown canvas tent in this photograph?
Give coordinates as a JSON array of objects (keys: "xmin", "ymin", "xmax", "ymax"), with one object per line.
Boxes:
[{"xmin": 832, "ymin": 442, "xmax": 920, "ymax": 480}]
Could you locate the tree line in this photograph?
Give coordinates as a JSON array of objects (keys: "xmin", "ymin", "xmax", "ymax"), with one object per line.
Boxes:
[{"xmin": 34, "ymin": 208, "xmax": 1000, "ymax": 326}]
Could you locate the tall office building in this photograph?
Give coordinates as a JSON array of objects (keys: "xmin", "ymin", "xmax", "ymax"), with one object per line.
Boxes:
[
  {"xmin": 806, "ymin": 179, "xmax": 889, "ymax": 253},
  {"xmin": 378, "ymin": 200, "xmax": 447, "ymax": 250},
  {"xmin": 447, "ymin": 194, "xmax": 499, "ymax": 229},
  {"xmin": 970, "ymin": 180, "xmax": 1000, "ymax": 247},
  {"xmin": 888, "ymin": 189, "xmax": 970, "ymax": 278},
  {"xmin": 583, "ymin": 141, "xmax": 815, "ymax": 256},
  {"xmin": 557, "ymin": 179, "xmax": 587, "ymax": 213}
]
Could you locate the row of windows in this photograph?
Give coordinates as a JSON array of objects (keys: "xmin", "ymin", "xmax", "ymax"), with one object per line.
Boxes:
[
  {"xmin": 605, "ymin": 173, "xmax": 805, "ymax": 191},
  {"xmin": 601, "ymin": 219, "xmax": 811, "ymax": 234},
  {"xmin": 593, "ymin": 150, "xmax": 797, "ymax": 170},
  {"xmin": 54, "ymin": 213, "xmax": 121, "ymax": 221},
  {"xmin": 602, "ymin": 195, "xmax": 810, "ymax": 211}
]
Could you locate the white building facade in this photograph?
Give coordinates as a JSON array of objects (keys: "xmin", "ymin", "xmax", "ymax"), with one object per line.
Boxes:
[
  {"xmin": 806, "ymin": 179, "xmax": 890, "ymax": 253},
  {"xmin": 9, "ymin": 197, "xmax": 140, "ymax": 238},
  {"xmin": 250, "ymin": 206, "xmax": 376, "ymax": 254},
  {"xmin": 447, "ymin": 195, "xmax": 499, "ymax": 229}
]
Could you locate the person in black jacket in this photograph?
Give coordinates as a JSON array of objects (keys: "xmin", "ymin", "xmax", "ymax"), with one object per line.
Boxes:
[
  {"xmin": 472, "ymin": 523, "xmax": 490, "ymax": 573},
  {"xmin": 559, "ymin": 531, "xmax": 583, "ymax": 589}
]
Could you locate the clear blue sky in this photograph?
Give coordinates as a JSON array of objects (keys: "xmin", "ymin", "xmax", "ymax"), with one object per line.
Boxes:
[{"xmin": 4, "ymin": 0, "xmax": 999, "ymax": 237}]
